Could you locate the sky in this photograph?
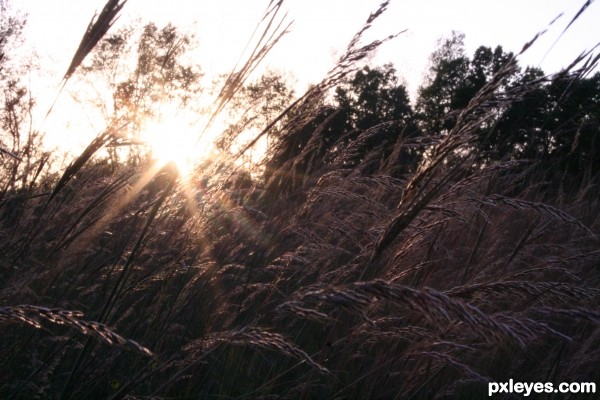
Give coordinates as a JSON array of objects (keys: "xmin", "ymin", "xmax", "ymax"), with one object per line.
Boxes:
[
  {"xmin": 10, "ymin": 0, "xmax": 600, "ymax": 157},
  {"xmin": 20, "ymin": 0, "xmax": 600, "ymax": 95}
]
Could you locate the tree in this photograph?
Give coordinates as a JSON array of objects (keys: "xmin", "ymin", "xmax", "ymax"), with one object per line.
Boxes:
[
  {"xmin": 262, "ymin": 63, "xmax": 419, "ymax": 198},
  {"xmin": 329, "ymin": 64, "xmax": 418, "ymax": 174},
  {"xmin": 334, "ymin": 64, "xmax": 412, "ymax": 132},
  {"xmin": 0, "ymin": 2, "xmax": 49, "ymax": 193},
  {"xmin": 491, "ymin": 71, "xmax": 600, "ymax": 186},
  {"xmin": 0, "ymin": 0, "xmax": 25, "ymax": 75},
  {"xmin": 416, "ymin": 31, "xmax": 600, "ymax": 189},
  {"xmin": 217, "ymin": 70, "xmax": 295, "ymax": 155},
  {"xmin": 112, "ymin": 23, "xmax": 202, "ymax": 124},
  {"xmin": 267, "ymin": 63, "xmax": 417, "ymax": 177},
  {"xmin": 416, "ymin": 32, "xmax": 470, "ymax": 135},
  {"xmin": 79, "ymin": 22, "xmax": 203, "ymax": 164},
  {"xmin": 416, "ymin": 32, "xmax": 516, "ymax": 136}
]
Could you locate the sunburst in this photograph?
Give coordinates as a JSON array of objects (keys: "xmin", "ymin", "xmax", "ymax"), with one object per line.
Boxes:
[{"xmin": 142, "ymin": 108, "xmax": 213, "ymax": 178}]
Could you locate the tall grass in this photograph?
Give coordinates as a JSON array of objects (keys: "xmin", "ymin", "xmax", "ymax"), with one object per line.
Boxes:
[{"xmin": 1, "ymin": 1, "xmax": 600, "ymax": 399}]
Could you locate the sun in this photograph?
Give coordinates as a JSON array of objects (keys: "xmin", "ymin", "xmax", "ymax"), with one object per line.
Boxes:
[{"xmin": 142, "ymin": 111, "xmax": 213, "ymax": 177}]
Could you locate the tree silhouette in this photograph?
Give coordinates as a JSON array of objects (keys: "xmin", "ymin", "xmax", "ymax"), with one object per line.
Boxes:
[
  {"xmin": 262, "ymin": 63, "xmax": 421, "ymax": 200},
  {"xmin": 334, "ymin": 64, "xmax": 412, "ymax": 132},
  {"xmin": 416, "ymin": 32, "xmax": 516, "ymax": 137},
  {"xmin": 416, "ymin": 31, "xmax": 600, "ymax": 191},
  {"xmin": 492, "ymin": 71, "xmax": 600, "ymax": 188}
]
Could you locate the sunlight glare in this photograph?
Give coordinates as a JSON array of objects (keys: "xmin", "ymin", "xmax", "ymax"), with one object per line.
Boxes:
[{"xmin": 143, "ymin": 111, "xmax": 211, "ymax": 177}]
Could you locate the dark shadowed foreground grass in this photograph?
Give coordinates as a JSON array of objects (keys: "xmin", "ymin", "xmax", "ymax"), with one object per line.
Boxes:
[{"xmin": 1, "ymin": 1, "xmax": 600, "ymax": 399}]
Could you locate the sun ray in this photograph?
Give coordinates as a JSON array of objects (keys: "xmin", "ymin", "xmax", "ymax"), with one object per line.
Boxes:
[{"xmin": 69, "ymin": 160, "xmax": 167, "ymax": 252}]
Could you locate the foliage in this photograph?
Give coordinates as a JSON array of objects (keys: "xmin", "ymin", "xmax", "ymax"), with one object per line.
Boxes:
[
  {"xmin": 491, "ymin": 71, "xmax": 600, "ymax": 184},
  {"xmin": 334, "ymin": 63, "xmax": 413, "ymax": 131},
  {"xmin": 415, "ymin": 31, "xmax": 600, "ymax": 190},
  {"xmin": 262, "ymin": 63, "xmax": 421, "ymax": 194},
  {"xmin": 82, "ymin": 22, "xmax": 203, "ymax": 139},
  {"xmin": 217, "ymin": 70, "xmax": 295, "ymax": 153},
  {"xmin": 416, "ymin": 32, "xmax": 516, "ymax": 135},
  {"xmin": 331, "ymin": 64, "xmax": 419, "ymax": 174},
  {"xmin": 0, "ymin": 0, "xmax": 26, "ymax": 73},
  {"xmin": 0, "ymin": 2, "xmax": 51, "ymax": 194}
]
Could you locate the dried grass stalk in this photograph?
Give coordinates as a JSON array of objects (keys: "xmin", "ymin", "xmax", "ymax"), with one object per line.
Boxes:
[{"xmin": 0, "ymin": 305, "xmax": 153, "ymax": 356}]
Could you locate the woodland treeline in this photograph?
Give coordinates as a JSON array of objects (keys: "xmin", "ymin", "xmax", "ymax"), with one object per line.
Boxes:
[{"xmin": 1, "ymin": 1, "xmax": 600, "ymax": 399}]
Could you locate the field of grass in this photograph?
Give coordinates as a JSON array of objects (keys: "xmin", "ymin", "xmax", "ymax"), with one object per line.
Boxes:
[{"xmin": 1, "ymin": 1, "xmax": 600, "ymax": 399}]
